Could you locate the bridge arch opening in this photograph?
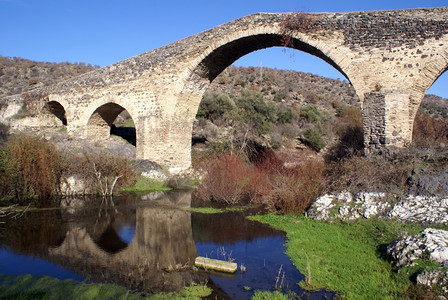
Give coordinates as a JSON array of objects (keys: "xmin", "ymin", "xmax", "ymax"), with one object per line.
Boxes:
[
  {"xmin": 87, "ymin": 103, "xmax": 136, "ymax": 146},
  {"xmin": 193, "ymin": 34, "xmax": 348, "ymax": 84},
  {"xmin": 412, "ymin": 67, "xmax": 448, "ymax": 148},
  {"xmin": 187, "ymin": 33, "xmax": 361, "ymax": 162},
  {"xmin": 41, "ymin": 101, "xmax": 67, "ymax": 127}
]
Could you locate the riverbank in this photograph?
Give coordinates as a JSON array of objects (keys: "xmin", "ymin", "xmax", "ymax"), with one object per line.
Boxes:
[
  {"xmin": 250, "ymin": 213, "xmax": 448, "ymax": 299},
  {"xmin": 0, "ymin": 273, "xmax": 212, "ymax": 299}
]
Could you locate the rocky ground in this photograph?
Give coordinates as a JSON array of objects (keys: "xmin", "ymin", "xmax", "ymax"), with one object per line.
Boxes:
[
  {"xmin": 307, "ymin": 177, "xmax": 448, "ymax": 296},
  {"xmin": 388, "ymin": 228, "xmax": 448, "ymax": 295}
]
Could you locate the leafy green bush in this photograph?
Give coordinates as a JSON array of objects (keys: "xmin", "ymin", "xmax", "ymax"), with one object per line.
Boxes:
[
  {"xmin": 303, "ymin": 128, "xmax": 326, "ymax": 151},
  {"xmin": 237, "ymin": 90, "xmax": 277, "ymax": 135},
  {"xmin": 300, "ymin": 104, "xmax": 329, "ymax": 124},
  {"xmin": 276, "ymin": 107, "xmax": 297, "ymax": 124},
  {"xmin": 196, "ymin": 92, "xmax": 236, "ymax": 122}
]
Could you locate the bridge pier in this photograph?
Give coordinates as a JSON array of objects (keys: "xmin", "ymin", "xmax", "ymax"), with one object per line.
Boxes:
[{"xmin": 363, "ymin": 89, "xmax": 420, "ymax": 153}]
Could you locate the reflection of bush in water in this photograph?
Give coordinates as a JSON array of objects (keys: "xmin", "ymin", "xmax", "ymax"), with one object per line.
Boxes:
[
  {"xmin": 191, "ymin": 209, "xmax": 280, "ymax": 244},
  {"xmin": 0, "ymin": 210, "xmax": 66, "ymax": 256}
]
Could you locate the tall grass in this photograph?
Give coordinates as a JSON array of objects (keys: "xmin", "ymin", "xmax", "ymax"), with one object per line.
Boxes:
[
  {"xmin": 0, "ymin": 134, "xmax": 136, "ymax": 206},
  {"xmin": 0, "ymin": 134, "xmax": 62, "ymax": 206}
]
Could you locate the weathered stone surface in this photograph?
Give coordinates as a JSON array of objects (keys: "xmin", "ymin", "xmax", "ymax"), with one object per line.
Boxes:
[
  {"xmin": 1, "ymin": 7, "xmax": 447, "ymax": 173},
  {"xmin": 308, "ymin": 192, "xmax": 448, "ymax": 224},
  {"xmin": 388, "ymin": 229, "xmax": 448, "ymax": 293},
  {"xmin": 417, "ymin": 265, "xmax": 448, "ymax": 294},
  {"xmin": 408, "ymin": 168, "xmax": 448, "ymax": 196},
  {"xmin": 387, "ymin": 228, "xmax": 448, "ymax": 267},
  {"xmin": 387, "ymin": 196, "xmax": 448, "ymax": 224},
  {"xmin": 307, "ymin": 192, "xmax": 390, "ymax": 221}
]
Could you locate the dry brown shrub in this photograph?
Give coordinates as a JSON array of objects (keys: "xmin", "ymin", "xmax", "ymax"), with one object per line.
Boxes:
[
  {"xmin": 280, "ymin": 12, "xmax": 322, "ymax": 48},
  {"xmin": 326, "ymin": 106, "xmax": 364, "ymax": 161},
  {"xmin": 412, "ymin": 111, "xmax": 448, "ymax": 147},
  {"xmin": 63, "ymin": 152, "xmax": 135, "ymax": 194},
  {"xmin": 194, "ymin": 154, "xmax": 252, "ymax": 205},
  {"xmin": 0, "ymin": 134, "xmax": 62, "ymax": 206},
  {"xmin": 326, "ymin": 154, "xmax": 411, "ymax": 195},
  {"xmin": 263, "ymin": 158, "xmax": 325, "ymax": 214}
]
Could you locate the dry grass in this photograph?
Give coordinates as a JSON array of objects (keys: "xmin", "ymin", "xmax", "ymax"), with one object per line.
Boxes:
[{"xmin": 0, "ymin": 134, "xmax": 62, "ymax": 206}]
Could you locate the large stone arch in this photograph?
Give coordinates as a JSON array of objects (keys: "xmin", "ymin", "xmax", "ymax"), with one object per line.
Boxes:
[{"xmin": 169, "ymin": 29, "xmax": 357, "ymax": 171}]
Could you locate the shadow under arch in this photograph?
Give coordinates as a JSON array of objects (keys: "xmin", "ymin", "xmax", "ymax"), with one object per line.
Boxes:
[
  {"xmin": 87, "ymin": 102, "xmax": 136, "ymax": 146},
  {"xmin": 195, "ymin": 33, "xmax": 349, "ymax": 84},
  {"xmin": 41, "ymin": 101, "xmax": 67, "ymax": 127}
]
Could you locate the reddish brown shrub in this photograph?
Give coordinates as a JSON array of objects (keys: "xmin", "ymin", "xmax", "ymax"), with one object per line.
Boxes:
[
  {"xmin": 195, "ymin": 150, "xmax": 325, "ymax": 213},
  {"xmin": 194, "ymin": 154, "xmax": 252, "ymax": 205},
  {"xmin": 263, "ymin": 158, "xmax": 325, "ymax": 214}
]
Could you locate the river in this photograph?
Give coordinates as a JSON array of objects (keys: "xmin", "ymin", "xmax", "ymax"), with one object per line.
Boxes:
[{"xmin": 0, "ymin": 191, "xmax": 333, "ymax": 299}]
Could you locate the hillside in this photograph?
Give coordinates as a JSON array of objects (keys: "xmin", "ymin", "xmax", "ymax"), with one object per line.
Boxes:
[{"xmin": 0, "ymin": 55, "xmax": 99, "ymax": 98}]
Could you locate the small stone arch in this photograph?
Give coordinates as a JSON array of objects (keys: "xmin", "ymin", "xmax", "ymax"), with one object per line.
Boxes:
[
  {"xmin": 40, "ymin": 101, "xmax": 67, "ymax": 127},
  {"xmin": 87, "ymin": 102, "xmax": 136, "ymax": 146}
]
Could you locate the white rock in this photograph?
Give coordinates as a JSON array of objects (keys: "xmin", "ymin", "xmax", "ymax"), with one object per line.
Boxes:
[{"xmin": 387, "ymin": 228, "xmax": 448, "ymax": 267}]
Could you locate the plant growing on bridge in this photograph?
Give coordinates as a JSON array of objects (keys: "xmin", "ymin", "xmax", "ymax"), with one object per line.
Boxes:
[{"xmin": 280, "ymin": 12, "xmax": 322, "ymax": 48}]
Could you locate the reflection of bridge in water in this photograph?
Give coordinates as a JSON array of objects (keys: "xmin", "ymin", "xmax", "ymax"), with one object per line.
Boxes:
[{"xmin": 48, "ymin": 192, "xmax": 207, "ymax": 293}]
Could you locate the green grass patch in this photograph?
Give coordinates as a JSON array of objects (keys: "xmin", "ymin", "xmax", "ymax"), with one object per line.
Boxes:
[
  {"xmin": 187, "ymin": 206, "xmax": 246, "ymax": 214},
  {"xmin": 248, "ymin": 214, "xmax": 428, "ymax": 299},
  {"xmin": 251, "ymin": 290, "xmax": 296, "ymax": 300},
  {"xmin": 0, "ymin": 274, "xmax": 143, "ymax": 299},
  {"xmin": 114, "ymin": 119, "xmax": 135, "ymax": 128},
  {"xmin": 120, "ymin": 176, "xmax": 171, "ymax": 192},
  {"xmin": 0, "ymin": 274, "xmax": 212, "ymax": 299}
]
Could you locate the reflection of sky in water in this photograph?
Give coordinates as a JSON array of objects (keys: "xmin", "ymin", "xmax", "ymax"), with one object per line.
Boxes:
[
  {"xmin": 117, "ymin": 225, "xmax": 135, "ymax": 244},
  {"xmin": 196, "ymin": 236, "xmax": 304, "ymax": 299},
  {"xmin": 0, "ymin": 247, "xmax": 83, "ymax": 281}
]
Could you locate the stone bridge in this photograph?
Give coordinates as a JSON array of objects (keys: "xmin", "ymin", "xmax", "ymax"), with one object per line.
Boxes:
[{"xmin": 1, "ymin": 7, "xmax": 447, "ymax": 173}]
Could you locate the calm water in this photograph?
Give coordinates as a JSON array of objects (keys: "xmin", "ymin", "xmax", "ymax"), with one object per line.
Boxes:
[{"xmin": 0, "ymin": 191, "xmax": 333, "ymax": 299}]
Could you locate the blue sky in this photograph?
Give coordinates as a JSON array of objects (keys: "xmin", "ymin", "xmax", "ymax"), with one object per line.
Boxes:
[{"xmin": 1, "ymin": 0, "xmax": 447, "ymax": 98}]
